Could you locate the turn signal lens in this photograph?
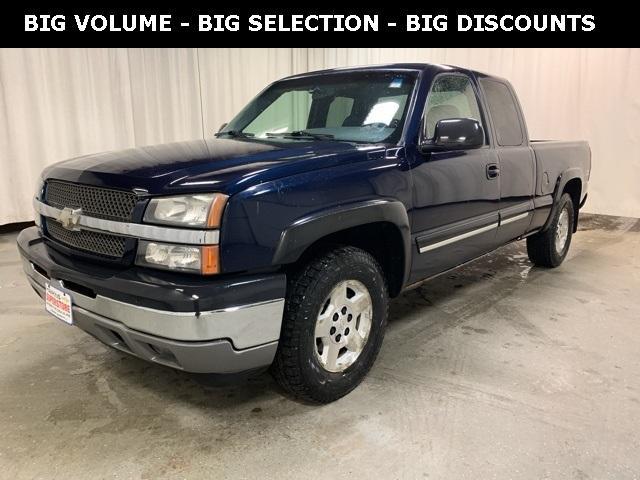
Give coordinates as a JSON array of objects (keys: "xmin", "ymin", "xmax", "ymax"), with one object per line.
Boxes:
[
  {"xmin": 206, "ymin": 194, "xmax": 229, "ymax": 228},
  {"xmin": 201, "ymin": 245, "xmax": 220, "ymax": 275}
]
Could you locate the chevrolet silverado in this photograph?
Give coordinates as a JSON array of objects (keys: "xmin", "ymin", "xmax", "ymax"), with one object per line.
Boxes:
[{"xmin": 18, "ymin": 63, "xmax": 591, "ymax": 403}]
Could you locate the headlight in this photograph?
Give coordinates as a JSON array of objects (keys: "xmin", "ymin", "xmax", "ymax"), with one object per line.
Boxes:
[
  {"xmin": 143, "ymin": 193, "xmax": 228, "ymax": 228},
  {"xmin": 136, "ymin": 241, "xmax": 219, "ymax": 275}
]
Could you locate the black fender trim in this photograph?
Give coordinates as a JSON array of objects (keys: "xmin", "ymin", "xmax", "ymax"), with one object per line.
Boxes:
[
  {"xmin": 579, "ymin": 193, "xmax": 588, "ymax": 209},
  {"xmin": 542, "ymin": 168, "xmax": 584, "ymax": 232},
  {"xmin": 273, "ymin": 199, "xmax": 412, "ymax": 284}
]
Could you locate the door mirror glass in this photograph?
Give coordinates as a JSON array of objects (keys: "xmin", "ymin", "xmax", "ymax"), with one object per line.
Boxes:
[{"xmin": 422, "ymin": 118, "xmax": 484, "ymax": 151}]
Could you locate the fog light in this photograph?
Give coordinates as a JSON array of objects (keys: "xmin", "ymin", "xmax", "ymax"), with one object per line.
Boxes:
[{"xmin": 136, "ymin": 241, "xmax": 219, "ymax": 275}]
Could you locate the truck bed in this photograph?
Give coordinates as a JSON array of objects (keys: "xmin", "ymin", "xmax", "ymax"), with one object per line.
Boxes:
[{"xmin": 530, "ymin": 140, "xmax": 591, "ymax": 199}]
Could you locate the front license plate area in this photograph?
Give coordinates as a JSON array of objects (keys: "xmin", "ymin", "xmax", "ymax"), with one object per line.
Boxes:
[{"xmin": 45, "ymin": 282, "xmax": 73, "ymax": 325}]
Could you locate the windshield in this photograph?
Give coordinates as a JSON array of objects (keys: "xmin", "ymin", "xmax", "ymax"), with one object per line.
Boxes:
[{"xmin": 222, "ymin": 71, "xmax": 418, "ymax": 144}]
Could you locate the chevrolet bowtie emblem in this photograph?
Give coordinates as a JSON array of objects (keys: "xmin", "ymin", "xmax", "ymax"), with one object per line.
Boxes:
[{"xmin": 57, "ymin": 207, "xmax": 82, "ymax": 231}]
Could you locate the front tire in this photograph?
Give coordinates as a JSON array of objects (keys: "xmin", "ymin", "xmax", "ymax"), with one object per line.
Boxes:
[
  {"xmin": 527, "ymin": 193, "xmax": 575, "ymax": 268},
  {"xmin": 271, "ymin": 246, "xmax": 388, "ymax": 404}
]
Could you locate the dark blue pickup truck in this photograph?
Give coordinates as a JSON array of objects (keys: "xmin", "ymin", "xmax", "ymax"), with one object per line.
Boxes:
[{"xmin": 18, "ymin": 63, "xmax": 590, "ymax": 403}]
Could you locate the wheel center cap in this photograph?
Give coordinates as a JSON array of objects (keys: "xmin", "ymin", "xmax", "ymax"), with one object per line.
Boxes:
[
  {"xmin": 331, "ymin": 306, "xmax": 350, "ymax": 340},
  {"xmin": 342, "ymin": 309, "xmax": 351, "ymax": 326}
]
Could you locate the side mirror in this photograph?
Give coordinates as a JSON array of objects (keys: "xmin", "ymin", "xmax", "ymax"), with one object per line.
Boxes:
[
  {"xmin": 218, "ymin": 122, "xmax": 228, "ymax": 133},
  {"xmin": 421, "ymin": 118, "xmax": 484, "ymax": 152}
]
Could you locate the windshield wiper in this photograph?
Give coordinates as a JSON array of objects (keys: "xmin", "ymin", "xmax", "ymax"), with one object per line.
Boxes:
[
  {"xmin": 214, "ymin": 130, "xmax": 254, "ymax": 138},
  {"xmin": 265, "ymin": 130, "xmax": 335, "ymax": 140}
]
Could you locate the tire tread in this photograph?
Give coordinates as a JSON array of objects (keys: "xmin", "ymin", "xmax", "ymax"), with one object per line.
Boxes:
[
  {"xmin": 271, "ymin": 246, "xmax": 387, "ymax": 403},
  {"xmin": 527, "ymin": 193, "xmax": 574, "ymax": 268}
]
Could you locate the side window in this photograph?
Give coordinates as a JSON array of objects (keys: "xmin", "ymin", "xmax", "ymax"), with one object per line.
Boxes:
[
  {"xmin": 244, "ymin": 90, "xmax": 311, "ymax": 137},
  {"xmin": 480, "ymin": 80, "xmax": 523, "ymax": 146},
  {"xmin": 424, "ymin": 75, "xmax": 483, "ymax": 138}
]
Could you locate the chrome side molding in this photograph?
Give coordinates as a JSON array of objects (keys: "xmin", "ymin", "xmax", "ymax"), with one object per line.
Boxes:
[
  {"xmin": 500, "ymin": 211, "xmax": 530, "ymax": 226},
  {"xmin": 419, "ymin": 222, "xmax": 499, "ymax": 253},
  {"xmin": 418, "ymin": 211, "xmax": 531, "ymax": 254}
]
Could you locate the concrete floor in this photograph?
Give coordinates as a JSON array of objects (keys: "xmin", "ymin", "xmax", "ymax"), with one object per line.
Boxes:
[{"xmin": 1, "ymin": 214, "xmax": 640, "ymax": 479}]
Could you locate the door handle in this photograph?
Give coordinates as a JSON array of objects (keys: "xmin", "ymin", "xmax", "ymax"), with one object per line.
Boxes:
[{"xmin": 486, "ymin": 164, "xmax": 500, "ymax": 179}]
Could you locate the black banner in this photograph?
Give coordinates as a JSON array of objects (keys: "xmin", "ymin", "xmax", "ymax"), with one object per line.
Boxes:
[{"xmin": 6, "ymin": 1, "xmax": 636, "ymax": 46}]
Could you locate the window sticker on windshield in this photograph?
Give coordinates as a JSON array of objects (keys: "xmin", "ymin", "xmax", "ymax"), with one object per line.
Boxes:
[{"xmin": 389, "ymin": 78, "xmax": 403, "ymax": 88}]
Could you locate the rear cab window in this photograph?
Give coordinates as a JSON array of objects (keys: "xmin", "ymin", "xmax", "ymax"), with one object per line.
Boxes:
[{"xmin": 480, "ymin": 79, "xmax": 524, "ymax": 146}]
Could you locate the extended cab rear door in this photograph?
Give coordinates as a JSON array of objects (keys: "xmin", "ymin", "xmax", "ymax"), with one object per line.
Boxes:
[{"xmin": 477, "ymin": 77, "xmax": 536, "ymax": 244}]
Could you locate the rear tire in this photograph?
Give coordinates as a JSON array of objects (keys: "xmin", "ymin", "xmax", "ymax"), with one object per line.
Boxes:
[
  {"xmin": 271, "ymin": 246, "xmax": 388, "ymax": 404},
  {"xmin": 527, "ymin": 193, "xmax": 575, "ymax": 268}
]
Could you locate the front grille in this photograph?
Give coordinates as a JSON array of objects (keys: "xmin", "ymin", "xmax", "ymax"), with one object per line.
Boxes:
[
  {"xmin": 45, "ymin": 218, "xmax": 127, "ymax": 258},
  {"xmin": 45, "ymin": 180, "xmax": 137, "ymax": 222}
]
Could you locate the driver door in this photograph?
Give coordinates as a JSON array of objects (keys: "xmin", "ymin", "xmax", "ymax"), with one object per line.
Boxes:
[{"xmin": 408, "ymin": 73, "xmax": 502, "ymax": 283}]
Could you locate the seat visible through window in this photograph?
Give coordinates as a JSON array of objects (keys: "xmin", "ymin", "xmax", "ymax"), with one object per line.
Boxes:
[
  {"xmin": 425, "ymin": 105, "xmax": 461, "ymax": 138},
  {"xmin": 423, "ymin": 74, "xmax": 483, "ymax": 139}
]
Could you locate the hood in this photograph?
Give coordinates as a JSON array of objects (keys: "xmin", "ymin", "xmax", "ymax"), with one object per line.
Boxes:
[{"xmin": 43, "ymin": 138, "xmax": 383, "ymax": 195}]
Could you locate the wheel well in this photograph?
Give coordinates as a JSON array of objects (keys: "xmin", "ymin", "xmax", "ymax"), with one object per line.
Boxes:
[
  {"xmin": 562, "ymin": 178, "xmax": 582, "ymax": 232},
  {"xmin": 289, "ymin": 222, "xmax": 406, "ymax": 297}
]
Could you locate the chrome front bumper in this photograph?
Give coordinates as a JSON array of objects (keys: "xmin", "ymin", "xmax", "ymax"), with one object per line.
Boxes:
[
  {"xmin": 19, "ymin": 228, "xmax": 285, "ymax": 374},
  {"xmin": 24, "ymin": 258, "xmax": 284, "ymax": 349}
]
